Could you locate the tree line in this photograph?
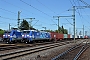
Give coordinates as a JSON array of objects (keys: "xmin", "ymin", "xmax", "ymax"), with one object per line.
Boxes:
[
  {"xmin": 0, "ymin": 19, "xmax": 68, "ymax": 34},
  {"xmin": 19, "ymin": 19, "xmax": 68, "ymax": 34}
]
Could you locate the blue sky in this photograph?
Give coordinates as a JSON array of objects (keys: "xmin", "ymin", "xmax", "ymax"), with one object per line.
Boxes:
[{"xmin": 0, "ymin": 0, "xmax": 90, "ymax": 35}]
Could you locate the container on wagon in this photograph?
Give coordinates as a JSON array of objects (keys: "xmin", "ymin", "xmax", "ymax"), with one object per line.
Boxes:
[
  {"xmin": 75, "ymin": 35, "xmax": 78, "ymax": 38},
  {"xmin": 84, "ymin": 35, "xmax": 88, "ymax": 39},
  {"xmin": 50, "ymin": 32, "xmax": 63, "ymax": 40},
  {"xmin": 80, "ymin": 36, "xmax": 83, "ymax": 38},
  {"xmin": 70, "ymin": 34, "xmax": 73, "ymax": 38},
  {"xmin": 68, "ymin": 34, "xmax": 70, "ymax": 38},
  {"xmin": 78, "ymin": 35, "xmax": 83, "ymax": 38},
  {"xmin": 64, "ymin": 34, "xmax": 67, "ymax": 38},
  {"xmin": 72, "ymin": 35, "xmax": 77, "ymax": 38},
  {"xmin": 57, "ymin": 33, "xmax": 63, "ymax": 40},
  {"xmin": 77, "ymin": 36, "xmax": 79, "ymax": 38}
]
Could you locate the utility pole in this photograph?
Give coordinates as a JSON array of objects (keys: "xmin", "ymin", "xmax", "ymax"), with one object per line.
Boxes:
[
  {"xmin": 18, "ymin": 11, "xmax": 21, "ymax": 29},
  {"xmin": 53, "ymin": 16, "xmax": 60, "ymax": 33},
  {"xmin": 73, "ymin": 6, "xmax": 76, "ymax": 43},
  {"xmin": 42, "ymin": 27, "xmax": 46, "ymax": 31},
  {"xmin": 85, "ymin": 31, "xmax": 87, "ymax": 36},
  {"xmin": 29, "ymin": 18, "xmax": 35, "ymax": 29},
  {"xmin": 25, "ymin": 18, "xmax": 35, "ymax": 30},
  {"xmin": 71, "ymin": 5, "xmax": 90, "ymax": 42},
  {"xmin": 53, "ymin": 16, "xmax": 72, "ymax": 33},
  {"xmin": 9, "ymin": 23, "xmax": 11, "ymax": 31},
  {"xmin": 76, "ymin": 29, "xmax": 77, "ymax": 35},
  {"xmin": 68, "ymin": 6, "xmax": 75, "ymax": 43},
  {"xmin": 83, "ymin": 25, "xmax": 84, "ymax": 38},
  {"xmin": 69, "ymin": 28, "xmax": 71, "ymax": 34}
]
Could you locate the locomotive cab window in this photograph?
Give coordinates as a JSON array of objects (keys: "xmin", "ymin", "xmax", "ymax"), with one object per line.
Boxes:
[{"xmin": 22, "ymin": 31, "xmax": 30, "ymax": 33}]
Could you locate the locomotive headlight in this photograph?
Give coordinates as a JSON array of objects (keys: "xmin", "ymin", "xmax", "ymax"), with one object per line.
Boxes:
[
  {"xmin": 30, "ymin": 36, "xmax": 31, "ymax": 38},
  {"xmin": 8, "ymin": 35, "xmax": 10, "ymax": 36},
  {"xmin": 3, "ymin": 35, "xmax": 5, "ymax": 36},
  {"xmin": 22, "ymin": 35, "xmax": 24, "ymax": 37},
  {"xmin": 10, "ymin": 36, "xmax": 12, "ymax": 37},
  {"xmin": 27, "ymin": 35, "xmax": 29, "ymax": 36}
]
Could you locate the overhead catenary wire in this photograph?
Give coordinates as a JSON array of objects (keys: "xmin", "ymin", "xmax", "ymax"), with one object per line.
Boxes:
[
  {"xmin": 1, "ymin": 0, "xmax": 33, "ymax": 17},
  {"xmin": 1, "ymin": 0, "xmax": 50, "ymax": 18},
  {"xmin": 0, "ymin": 0, "xmax": 51, "ymax": 19},
  {"xmin": 65, "ymin": 18, "xmax": 73, "ymax": 25},
  {"xmin": 76, "ymin": 0, "xmax": 90, "ymax": 24},
  {"xmin": 0, "ymin": 8, "xmax": 17, "ymax": 16},
  {"xmin": 73, "ymin": 0, "xmax": 90, "ymax": 36},
  {"xmin": 35, "ymin": 0, "xmax": 58, "ymax": 15},
  {"xmin": 1, "ymin": 0, "xmax": 58, "ymax": 27},
  {"xmin": 69, "ymin": 0, "xmax": 90, "ymax": 26},
  {"xmin": 76, "ymin": 0, "xmax": 85, "ymax": 25},
  {"xmin": 79, "ymin": 0, "xmax": 90, "ymax": 6},
  {"xmin": 20, "ymin": 0, "xmax": 51, "ymax": 17},
  {"xmin": 36, "ymin": 0, "xmax": 75, "ymax": 18},
  {"xmin": 69, "ymin": 0, "xmax": 74, "ymax": 6},
  {"xmin": 1, "ymin": 0, "xmax": 89, "ymax": 31},
  {"xmin": 1, "ymin": 0, "xmax": 73, "ymax": 27},
  {"xmin": 73, "ymin": 0, "xmax": 77, "ymax": 6},
  {"xmin": 0, "ymin": 16, "xmax": 17, "ymax": 20},
  {"xmin": 20, "ymin": 0, "xmax": 57, "ymax": 26},
  {"xmin": 80, "ymin": 10, "xmax": 90, "ymax": 24},
  {"xmin": 0, "ymin": 21, "xmax": 8, "ymax": 24},
  {"xmin": 0, "ymin": 0, "xmax": 56, "ymax": 29}
]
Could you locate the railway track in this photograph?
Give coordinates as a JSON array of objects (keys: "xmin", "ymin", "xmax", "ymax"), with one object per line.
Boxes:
[
  {"xmin": 52, "ymin": 40, "xmax": 90, "ymax": 60},
  {"xmin": 0, "ymin": 39, "xmax": 87, "ymax": 60},
  {"xmin": 0, "ymin": 45, "xmax": 30, "ymax": 51},
  {"xmin": 0, "ymin": 42, "xmax": 54, "ymax": 51},
  {"xmin": 0, "ymin": 44, "xmax": 15, "ymax": 47},
  {"xmin": 0, "ymin": 40, "xmax": 73, "ymax": 51},
  {"xmin": 0, "ymin": 43, "xmax": 65, "ymax": 60}
]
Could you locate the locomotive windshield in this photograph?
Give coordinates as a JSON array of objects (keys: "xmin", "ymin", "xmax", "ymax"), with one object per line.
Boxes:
[
  {"xmin": 22, "ymin": 31, "xmax": 30, "ymax": 33},
  {"xmin": 4, "ymin": 31, "xmax": 11, "ymax": 34}
]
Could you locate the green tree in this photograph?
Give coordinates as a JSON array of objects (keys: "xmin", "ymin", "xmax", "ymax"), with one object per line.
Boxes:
[
  {"xmin": 29, "ymin": 26, "xmax": 36, "ymax": 30},
  {"xmin": 0, "ymin": 29, "xmax": 3, "ymax": 31},
  {"xmin": 55, "ymin": 26, "xmax": 62, "ymax": 33},
  {"xmin": 61, "ymin": 25, "xmax": 64, "ymax": 33},
  {"xmin": 0, "ymin": 29, "xmax": 4, "ymax": 34},
  {"xmin": 55, "ymin": 26, "xmax": 68, "ymax": 34},
  {"xmin": 55, "ymin": 30, "xmax": 58, "ymax": 33},
  {"xmin": 0, "ymin": 31, "xmax": 4, "ymax": 34},
  {"xmin": 45, "ymin": 30, "xmax": 54, "ymax": 32},
  {"xmin": 19, "ymin": 19, "xmax": 29, "ymax": 30},
  {"xmin": 64, "ymin": 29, "xmax": 68, "ymax": 34}
]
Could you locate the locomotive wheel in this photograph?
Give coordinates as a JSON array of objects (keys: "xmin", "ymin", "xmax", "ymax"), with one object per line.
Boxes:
[
  {"xmin": 6, "ymin": 41, "xmax": 9, "ymax": 44},
  {"xmin": 25, "ymin": 41, "xmax": 28, "ymax": 44}
]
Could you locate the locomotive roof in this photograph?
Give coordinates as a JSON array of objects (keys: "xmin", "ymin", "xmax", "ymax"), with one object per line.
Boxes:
[
  {"xmin": 22, "ymin": 30, "xmax": 38, "ymax": 32},
  {"xmin": 22, "ymin": 30, "xmax": 50, "ymax": 33}
]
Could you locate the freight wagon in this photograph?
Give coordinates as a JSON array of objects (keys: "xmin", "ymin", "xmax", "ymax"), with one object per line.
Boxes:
[
  {"xmin": 84, "ymin": 35, "xmax": 88, "ymax": 39},
  {"xmin": 50, "ymin": 32, "xmax": 63, "ymax": 41}
]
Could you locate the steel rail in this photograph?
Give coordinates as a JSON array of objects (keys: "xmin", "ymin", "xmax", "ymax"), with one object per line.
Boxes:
[
  {"xmin": 0, "ymin": 43, "xmax": 62, "ymax": 60},
  {"xmin": 51, "ymin": 40, "xmax": 88, "ymax": 60},
  {"xmin": 73, "ymin": 42, "xmax": 89, "ymax": 60}
]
